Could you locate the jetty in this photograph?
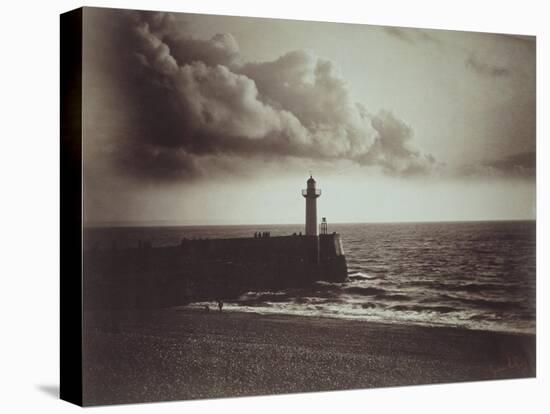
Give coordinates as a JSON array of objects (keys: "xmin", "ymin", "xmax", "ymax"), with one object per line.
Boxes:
[{"xmin": 83, "ymin": 176, "xmax": 348, "ymax": 309}]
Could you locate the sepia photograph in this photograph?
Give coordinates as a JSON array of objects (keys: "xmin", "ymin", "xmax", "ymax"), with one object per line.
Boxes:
[{"xmin": 70, "ymin": 6, "xmax": 535, "ymax": 406}]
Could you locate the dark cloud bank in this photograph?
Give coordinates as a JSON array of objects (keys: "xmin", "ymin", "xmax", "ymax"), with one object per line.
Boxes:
[
  {"xmin": 383, "ymin": 26, "xmax": 440, "ymax": 45},
  {"xmin": 460, "ymin": 150, "xmax": 536, "ymax": 178},
  {"xmin": 91, "ymin": 10, "xmax": 533, "ymax": 182},
  {"xmin": 92, "ymin": 10, "xmax": 440, "ymax": 181},
  {"xmin": 465, "ymin": 53, "xmax": 511, "ymax": 77}
]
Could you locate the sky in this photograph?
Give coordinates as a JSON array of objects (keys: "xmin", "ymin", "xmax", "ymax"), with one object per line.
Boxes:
[{"xmin": 82, "ymin": 7, "xmax": 536, "ymax": 225}]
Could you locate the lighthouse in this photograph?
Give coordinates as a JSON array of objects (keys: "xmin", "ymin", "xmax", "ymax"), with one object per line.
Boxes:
[{"xmin": 302, "ymin": 175, "xmax": 321, "ymax": 236}]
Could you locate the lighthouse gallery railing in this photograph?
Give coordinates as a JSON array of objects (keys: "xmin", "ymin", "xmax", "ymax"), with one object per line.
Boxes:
[{"xmin": 302, "ymin": 189, "xmax": 322, "ymax": 196}]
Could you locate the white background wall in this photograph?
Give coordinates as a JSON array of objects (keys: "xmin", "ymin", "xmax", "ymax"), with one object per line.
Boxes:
[{"xmin": 0, "ymin": 0, "xmax": 547, "ymax": 412}]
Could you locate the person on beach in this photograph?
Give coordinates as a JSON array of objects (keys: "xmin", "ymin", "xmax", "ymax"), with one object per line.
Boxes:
[{"xmin": 217, "ymin": 300, "xmax": 223, "ymax": 313}]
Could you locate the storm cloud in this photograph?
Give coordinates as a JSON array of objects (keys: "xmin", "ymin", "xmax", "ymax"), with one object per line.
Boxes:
[
  {"xmin": 95, "ymin": 10, "xmax": 438, "ymax": 181},
  {"xmin": 383, "ymin": 26, "xmax": 441, "ymax": 46},
  {"xmin": 459, "ymin": 150, "xmax": 536, "ymax": 178},
  {"xmin": 465, "ymin": 53, "xmax": 511, "ymax": 77}
]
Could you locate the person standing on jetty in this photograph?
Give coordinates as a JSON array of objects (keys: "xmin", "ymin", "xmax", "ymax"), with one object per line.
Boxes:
[{"xmin": 217, "ymin": 300, "xmax": 223, "ymax": 313}]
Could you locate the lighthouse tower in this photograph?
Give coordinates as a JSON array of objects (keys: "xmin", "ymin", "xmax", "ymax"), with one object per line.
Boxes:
[{"xmin": 302, "ymin": 175, "xmax": 321, "ymax": 236}]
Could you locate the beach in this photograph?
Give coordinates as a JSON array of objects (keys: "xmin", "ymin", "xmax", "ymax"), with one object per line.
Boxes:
[{"xmin": 82, "ymin": 309, "xmax": 535, "ymax": 406}]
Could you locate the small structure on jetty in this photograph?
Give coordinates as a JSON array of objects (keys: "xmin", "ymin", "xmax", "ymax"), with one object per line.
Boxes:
[{"xmin": 84, "ymin": 176, "xmax": 348, "ymax": 309}]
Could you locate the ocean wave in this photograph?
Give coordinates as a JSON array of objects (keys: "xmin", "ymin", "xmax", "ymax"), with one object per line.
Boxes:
[
  {"xmin": 238, "ymin": 290, "xmax": 291, "ymax": 303},
  {"xmin": 360, "ymin": 303, "xmax": 379, "ymax": 309},
  {"xmin": 445, "ymin": 282, "xmax": 518, "ymax": 294},
  {"xmin": 347, "ymin": 271, "xmax": 380, "ymax": 280},
  {"xmin": 313, "ymin": 281, "xmax": 344, "ymax": 289},
  {"xmin": 408, "ymin": 280, "xmax": 518, "ymax": 294},
  {"xmin": 390, "ymin": 304, "xmax": 457, "ymax": 314},
  {"xmin": 343, "ymin": 286, "xmax": 386, "ymax": 296},
  {"xmin": 439, "ymin": 294, "xmax": 523, "ymax": 311},
  {"xmin": 303, "ymin": 297, "xmax": 346, "ymax": 305},
  {"xmin": 375, "ymin": 293, "xmax": 411, "ymax": 301}
]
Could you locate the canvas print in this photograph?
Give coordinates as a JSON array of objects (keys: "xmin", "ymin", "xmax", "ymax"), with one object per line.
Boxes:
[{"xmin": 63, "ymin": 6, "xmax": 536, "ymax": 406}]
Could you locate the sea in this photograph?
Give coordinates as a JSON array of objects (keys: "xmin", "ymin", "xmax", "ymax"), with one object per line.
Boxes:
[{"xmin": 85, "ymin": 221, "xmax": 536, "ymax": 334}]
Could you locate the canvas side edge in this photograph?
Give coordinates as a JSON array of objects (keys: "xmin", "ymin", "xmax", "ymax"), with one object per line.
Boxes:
[{"xmin": 60, "ymin": 7, "xmax": 83, "ymax": 407}]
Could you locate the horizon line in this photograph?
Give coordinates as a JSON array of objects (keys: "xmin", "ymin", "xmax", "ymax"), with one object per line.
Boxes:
[{"xmin": 84, "ymin": 217, "xmax": 536, "ymax": 228}]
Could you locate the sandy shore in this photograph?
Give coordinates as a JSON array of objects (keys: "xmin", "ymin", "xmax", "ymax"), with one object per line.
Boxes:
[{"xmin": 82, "ymin": 309, "xmax": 535, "ymax": 406}]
